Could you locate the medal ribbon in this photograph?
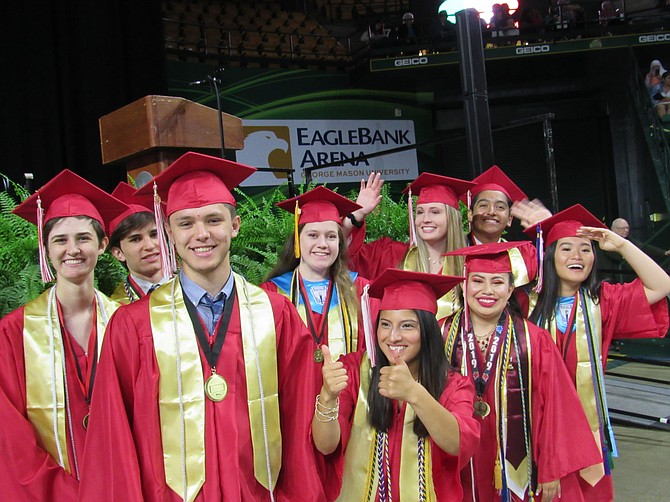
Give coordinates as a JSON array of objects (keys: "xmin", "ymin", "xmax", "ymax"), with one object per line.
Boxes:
[
  {"xmin": 182, "ymin": 286, "xmax": 237, "ymax": 373},
  {"xmin": 58, "ymin": 301, "xmax": 98, "ymax": 405},
  {"xmin": 297, "ymin": 273, "xmax": 335, "ymax": 348},
  {"xmin": 465, "ymin": 312, "xmax": 508, "ymax": 397}
]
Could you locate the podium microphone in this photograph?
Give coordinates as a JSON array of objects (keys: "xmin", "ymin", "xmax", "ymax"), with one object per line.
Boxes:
[{"xmin": 189, "ymin": 78, "xmax": 211, "ymax": 86}]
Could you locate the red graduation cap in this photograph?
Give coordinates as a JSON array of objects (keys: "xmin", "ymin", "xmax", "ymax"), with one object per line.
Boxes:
[
  {"xmin": 523, "ymin": 204, "xmax": 605, "ymax": 248},
  {"xmin": 402, "ymin": 172, "xmax": 475, "ymax": 209},
  {"xmin": 107, "ymin": 182, "xmax": 155, "ymax": 237},
  {"xmin": 276, "ymin": 186, "xmax": 361, "ymax": 225},
  {"xmin": 135, "ymin": 151, "xmax": 256, "ymax": 217},
  {"xmin": 12, "ymin": 169, "xmax": 128, "ymax": 283},
  {"xmin": 368, "ymin": 268, "xmax": 464, "ymax": 315},
  {"xmin": 13, "ymin": 169, "xmax": 127, "ymax": 227},
  {"xmin": 444, "ymin": 241, "xmax": 537, "ymax": 288},
  {"xmin": 276, "ymin": 186, "xmax": 362, "ymax": 258},
  {"xmin": 466, "ymin": 165, "xmax": 527, "ymax": 204}
]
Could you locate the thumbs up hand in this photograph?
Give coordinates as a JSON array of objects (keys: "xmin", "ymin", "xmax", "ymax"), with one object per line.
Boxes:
[
  {"xmin": 378, "ymin": 353, "xmax": 419, "ymax": 402},
  {"xmin": 320, "ymin": 345, "xmax": 348, "ymax": 402}
]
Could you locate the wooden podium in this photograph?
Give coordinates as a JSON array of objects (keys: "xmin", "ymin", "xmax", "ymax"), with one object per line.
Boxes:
[{"xmin": 99, "ymin": 95, "xmax": 244, "ymax": 183}]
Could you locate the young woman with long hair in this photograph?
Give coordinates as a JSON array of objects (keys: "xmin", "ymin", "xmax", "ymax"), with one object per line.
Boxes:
[
  {"xmin": 523, "ymin": 204, "xmax": 670, "ymax": 501},
  {"xmin": 262, "ymin": 186, "xmax": 372, "ymax": 364},
  {"xmin": 312, "ymin": 269, "xmax": 480, "ymax": 501},
  {"xmin": 442, "ymin": 241, "xmax": 602, "ymax": 502},
  {"xmin": 0, "ymin": 170, "xmax": 127, "ymax": 500},
  {"xmin": 346, "ymin": 172, "xmax": 476, "ymax": 319}
]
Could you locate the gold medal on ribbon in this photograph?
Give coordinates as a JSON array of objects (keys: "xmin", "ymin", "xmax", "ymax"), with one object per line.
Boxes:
[
  {"xmin": 313, "ymin": 348, "xmax": 324, "ymax": 363},
  {"xmin": 204, "ymin": 373, "xmax": 228, "ymax": 402},
  {"xmin": 474, "ymin": 399, "xmax": 491, "ymax": 418},
  {"xmin": 82, "ymin": 414, "xmax": 89, "ymax": 429}
]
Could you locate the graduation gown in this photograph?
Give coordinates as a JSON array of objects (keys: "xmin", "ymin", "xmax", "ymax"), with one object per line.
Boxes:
[
  {"xmin": 443, "ymin": 314, "xmax": 602, "ymax": 502},
  {"xmin": 80, "ymin": 277, "xmax": 324, "ymax": 502},
  {"xmin": 0, "ymin": 289, "xmax": 116, "ymax": 502},
  {"xmin": 320, "ymin": 351, "xmax": 480, "ymax": 501},
  {"xmin": 347, "ymin": 233, "xmax": 409, "ymax": 282},
  {"xmin": 529, "ymin": 279, "xmax": 669, "ymax": 501}
]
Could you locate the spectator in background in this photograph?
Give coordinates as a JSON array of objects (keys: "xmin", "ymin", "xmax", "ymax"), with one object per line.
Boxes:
[
  {"xmin": 489, "ymin": 3, "xmax": 515, "ymax": 31},
  {"xmin": 652, "ymin": 71, "xmax": 670, "ymax": 120},
  {"xmin": 431, "ymin": 10, "xmax": 456, "ymax": 41},
  {"xmin": 395, "ymin": 12, "xmax": 421, "ymax": 45},
  {"xmin": 599, "ymin": 0, "xmax": 621, "ymax": 27},
  {"xmin": 646, "ymin": 59, "xmax": 667, "ymax": 89},
  {"xmin": 599, "ymin": 217, "xmax": 670, "ymax": 283},
  {"xmin": 518, "ymin": 6, "xmax": 546, "ymax": 43}
]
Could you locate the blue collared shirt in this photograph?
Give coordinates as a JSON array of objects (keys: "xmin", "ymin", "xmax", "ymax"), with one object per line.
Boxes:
[{"xmin": 180, "ymin": 270, "xmax": 235, "ymax": 334}]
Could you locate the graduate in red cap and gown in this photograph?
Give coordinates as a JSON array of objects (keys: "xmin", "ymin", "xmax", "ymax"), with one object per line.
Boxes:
[
  {"xmin": 524, "ymin": 204, "xmax": 670, "ymax": 501},
  {"xmin": 465, "ymin": 165, "xmax": 532, "ymax": 246},
  {"xmin": 312, "ymin": 269, "xmax": 480, "ymax": 501},
  {"xmin": 0, "ymin": 169, "xmax": 127, "ymax": 501},
  {"xmin": 80, "ymin": 152, "xmax": 324, "ymax": 502},
  {"xmin": 107, "ymin": 181, "xmax": 165, "ymax": 304},
  {"xmin": 442, "ymin": 241, "xmax": 602, "ymax": 502},
  {"xmin": 347, "ymin": 172, "xmax": 476, "ymax": 319}
]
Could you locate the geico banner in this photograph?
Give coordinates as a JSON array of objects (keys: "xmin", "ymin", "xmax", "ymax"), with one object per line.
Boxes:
[{"xmin": 236, "ymin": 119, "xmax": 418, "ymax": 186}]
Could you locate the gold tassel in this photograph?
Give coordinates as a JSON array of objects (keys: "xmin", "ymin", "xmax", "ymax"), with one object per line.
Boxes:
[
  {"xmin": 494, "ymin": 459, "xmax": 503, "ymax": 490},
  {"xmin": 293, "ymin": 200, "xmax": 301, "ymax": 258}
]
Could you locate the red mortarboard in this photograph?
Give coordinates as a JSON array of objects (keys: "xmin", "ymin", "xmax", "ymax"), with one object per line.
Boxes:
[
  {"xmin": 108, "ymin": 182, "xmax": 154, "ymax": 237},
  {"xmin": 368, "ymin": 269, "xmax": 464, "ymax": 315},
  {"xmin": 523, "ymin": 204, "xmax": 606, "ymax": 248},
  {"xmin": 467, "ymin": 165, "xmax": 527, "ymax": 204},
  {"xmin": 13, "ymin": 169, "xmax": 127, "ymax": 228},
  {"xmin": 135, "ymin": 152, "xmax": 256, "ymax": 217},
  {"xmin": 276, "ymin": 186, "xmax": 361, "ymax": 225},
  {"xmin": 444, "ymin": 241, "xmax": 537, "ymax": 287},
  {"xmin": 12, "ymin": 169, "xmax": 128, "ymax": 283},
  {"xmin": 403, "ymin": 172, "xmax": 476, "ymax": 209}
]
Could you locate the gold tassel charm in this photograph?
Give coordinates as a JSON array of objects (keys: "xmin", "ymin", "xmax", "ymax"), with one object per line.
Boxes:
[
  {"xmin": 293, "ymin": 200, "xmax": 301, "ymax": 258},
  {"xmin": 494, "ymin": 459, "xmax": 503, "ymax": 490}
]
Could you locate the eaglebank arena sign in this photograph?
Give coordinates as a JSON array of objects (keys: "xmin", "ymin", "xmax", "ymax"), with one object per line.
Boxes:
[{"xmin": 236, "ymin": 119, "xmax": 418, "ymax": 186}]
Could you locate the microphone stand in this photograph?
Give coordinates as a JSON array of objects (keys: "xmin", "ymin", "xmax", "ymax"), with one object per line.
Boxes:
[
  {"xmin": 210, "ymin": 73, "xmax": 226, "ymax": 160},
  {"xmin": 189, "ymin": 68, "xmax": 226, "ymax": 160}
]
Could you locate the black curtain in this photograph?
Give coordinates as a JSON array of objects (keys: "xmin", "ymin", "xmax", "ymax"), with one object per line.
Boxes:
[{"xmin": 1, "ymin": 1, "xmax": 167, "ymax": 192}]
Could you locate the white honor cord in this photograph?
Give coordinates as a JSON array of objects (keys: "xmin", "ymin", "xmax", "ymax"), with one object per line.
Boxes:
[{"xmin": 242, "ymin": 278, "xmax": 275, "ymax": 502}]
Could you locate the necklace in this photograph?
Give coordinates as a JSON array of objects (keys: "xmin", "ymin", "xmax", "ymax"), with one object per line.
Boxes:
[
  {"xmin": 474, "ymin": 326, "xmax": 496, "ymax": 351},
  {"xmin": 427, "ymin": 256, "xmax": 444, "ymax": 266}
]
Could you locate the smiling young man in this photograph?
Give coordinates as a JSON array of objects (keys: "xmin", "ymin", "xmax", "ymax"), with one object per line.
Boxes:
[
  {"xmin": 81, "ymin": 152, "xmax": 324, "ymax": 502},
  {"xmin": 107, "ymin": 182, "xmax": 164, "ymax": 303},
  {"xmin": 466, "ymin": 166, "xmax": 528, "ymax": 245}
]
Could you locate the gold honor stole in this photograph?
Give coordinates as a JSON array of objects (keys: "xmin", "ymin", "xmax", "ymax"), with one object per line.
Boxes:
[
  {"xmin": 150, "ymin": 274, "xmax": 280, "ymax": 502},
  {"xmin": 402, "ymin": 245, "xmax": 461, "ymax": 319},
  {"xmin": 337, "ymin": 356, "xmax": 437, "ymax": 501},
  {"xmin": 24, "ymin": 286, "xmax": 117, "ymax": 474},
  {"xmin": 544, "ymin": 292, "xmax": 606, "ymax": 485},
  {"xmin": 277, "ymin": 273, "xmax": 357, "ymax": 360},
  {"xmin": 109, "ymin": 280, "xmax": 140, "ymax": 305}
]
